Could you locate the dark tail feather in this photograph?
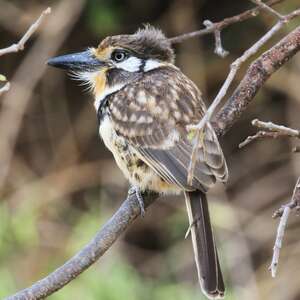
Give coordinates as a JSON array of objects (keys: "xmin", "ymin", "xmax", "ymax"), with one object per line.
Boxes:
[{"xmin": 184, "ymin": 190, "xmax": 225, "ymax": 299}]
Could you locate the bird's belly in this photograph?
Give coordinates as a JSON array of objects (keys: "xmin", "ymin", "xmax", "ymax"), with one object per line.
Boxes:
[{"xmin": 99, "ymin": 115, "xmax": 180, "ymax": 194}]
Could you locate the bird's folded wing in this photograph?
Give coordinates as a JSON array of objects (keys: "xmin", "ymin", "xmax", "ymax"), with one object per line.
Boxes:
[{"xmin": 107, "ymin": 66, "xmax": 228, "ymax": 190}]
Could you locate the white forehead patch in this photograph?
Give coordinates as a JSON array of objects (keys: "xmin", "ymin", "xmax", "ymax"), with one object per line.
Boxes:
[{"xmin": 116, "ymin": 56, "xmax": 142, "ymax": 72}]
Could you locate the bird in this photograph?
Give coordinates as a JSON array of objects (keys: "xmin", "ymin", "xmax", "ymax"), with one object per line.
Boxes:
[{"xmin": 47, "ymin": 25, "xmax": 228, "ymax": 299}]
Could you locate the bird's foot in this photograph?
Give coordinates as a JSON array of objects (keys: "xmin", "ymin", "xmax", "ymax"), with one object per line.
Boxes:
[
  {"xmin": 128, "ymin": 185, "xmax": 146, "ymax": 217},
  {"xmin": 184, "ymin": 217, "xmax": 200, "ymax": 239}
]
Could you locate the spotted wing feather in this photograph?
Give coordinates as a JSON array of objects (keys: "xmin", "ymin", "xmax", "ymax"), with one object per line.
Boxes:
[{"xmin": 108, "ymin": 65, "xmax": 228, "ymax": 190}]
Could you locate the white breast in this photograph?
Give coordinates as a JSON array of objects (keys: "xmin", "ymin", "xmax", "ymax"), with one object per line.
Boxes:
[
  {"xmin": 99, "ymin": 115, "xmax": 133, "ymax": 181},
  {"xmin": 99, "ymin": 114, "xmax": 115, "ymax": 152}
]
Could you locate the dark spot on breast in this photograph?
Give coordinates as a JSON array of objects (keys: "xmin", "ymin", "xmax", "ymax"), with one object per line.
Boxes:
[
  {"xmin": 134, "ymin": 173, "xmax": 141, "ymax": 182},
  {"xmin": 127, "ymin": 159, "xmax": 133, "ymax": 169},
  {"xmin": 136, "ymin": 159, "xmax": 145, "ymax": 168}
]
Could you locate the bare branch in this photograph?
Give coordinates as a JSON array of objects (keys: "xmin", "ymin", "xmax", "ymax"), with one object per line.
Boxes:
[
  {"xmin": 0, "ymin": 82, "xmax": 10, "ymax": 96},
  {"xmin": 239, "ymin": 119, "xmax": 300, "ymax": 148},
  {"xmin": 0, "ymin": 7, "xmax": 51, "ymax": 57},
  {"xmin": 188, "ymin": 9, "xmax": 300, "ymax": 134},
  {"xmin": 253, "ymin": 119, "xmax": 300, "ymax": 136},
  {"xmin": 0, "ymin": 0, "xmax": 85, "ymax": 191},
  {"xmin": 251, "ymin": 0, "xmax": 285, "ymax": 19},
  {"xmin": 269, "ymin": 178, "xmax": 300, "ymax": 277},
  {"xmin": 5, "ymin": 191, "xmax": 158, "ymax": 300},
  {"xmin": 213, "ymin": 26, "xmax": 300, "ymax": 136},
  {"xmin": 187, "ymin": 9, "xmax": 300, "ymax": 181},
  {"xmin": 168, "ymin": 0, "xmax": 284, "ymax": 44}
]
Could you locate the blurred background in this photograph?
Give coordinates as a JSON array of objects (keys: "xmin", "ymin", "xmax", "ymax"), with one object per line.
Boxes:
[{"xmin": 0, "ymin": 0, "xmax": 300, "ymax": 299}]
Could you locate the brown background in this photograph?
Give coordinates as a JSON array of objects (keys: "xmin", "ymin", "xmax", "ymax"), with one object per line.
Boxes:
[{"xmin": 0, "ymin": 0, "xmax": 300, "ymax": 299}]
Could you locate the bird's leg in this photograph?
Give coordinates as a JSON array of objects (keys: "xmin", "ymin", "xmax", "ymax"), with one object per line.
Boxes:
[
  {"xmin": 128, "ymin": 185, "xmax": 146, "ymax": 217},
  {"xmin": 184, "ymin": 217, "xmax": 200, "ymax": 239}
]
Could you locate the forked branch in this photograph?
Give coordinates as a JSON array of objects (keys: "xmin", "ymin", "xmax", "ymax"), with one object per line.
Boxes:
[
  {"xmin": 0, "ymin": 7, "xmax": 51, "ymax": 57},
  {"xmin": 0, "ymin": 7, "xmax": 51, "ymax": 97},
  {"xmin": 239, "ymin": 119, "xmax": 300, "ymax": 148},
  {"xmin": 187, "ymin": 3, "xmax": 300, "ymax": 182}
]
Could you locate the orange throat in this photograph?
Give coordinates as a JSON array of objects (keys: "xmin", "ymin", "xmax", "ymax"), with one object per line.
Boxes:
[{"xmin": 93, "ymin": 69, "xmax": 107, "ymax": 98}]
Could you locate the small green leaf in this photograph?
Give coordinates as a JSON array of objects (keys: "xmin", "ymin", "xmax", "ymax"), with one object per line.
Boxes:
[
  {"xmin": 187, "ymin": 130, "xmax": 196, "ymax": 141},
  {"xmin": 0, "ymin": 74, "xmax": 7, "ymax": 82}
]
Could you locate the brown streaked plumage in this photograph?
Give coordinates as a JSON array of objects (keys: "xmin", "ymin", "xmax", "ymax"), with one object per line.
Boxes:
[{"xmin": 47, "ymin": 25, "xmax": 228, "ymax": 299}]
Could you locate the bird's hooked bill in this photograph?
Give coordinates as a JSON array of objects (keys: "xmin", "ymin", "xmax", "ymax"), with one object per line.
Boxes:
[{"xmin": 47, "ymin": 50, "xmax": 105, "ymax": 71}]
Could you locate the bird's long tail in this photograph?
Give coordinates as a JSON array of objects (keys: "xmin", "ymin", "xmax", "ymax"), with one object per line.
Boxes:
[{"xmin": 184, "ymin": 190, "xmax": 225, "ymax": 299}]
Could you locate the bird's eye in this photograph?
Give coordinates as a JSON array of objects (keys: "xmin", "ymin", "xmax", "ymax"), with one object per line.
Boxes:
[{"xmin": 112, "ymin": 50, "xmax": 128, "ymax": 62}]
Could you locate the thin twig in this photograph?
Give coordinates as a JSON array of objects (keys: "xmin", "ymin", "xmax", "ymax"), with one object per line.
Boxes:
[
  {"xmin": 0, "ymin": 7, "xmax": 51, "ymax": 57},
  {"xmin": 212, "ymin": 25, "xmax": 300, "ymax": 136},
  {"xmin": 0, "ymin": 0, "xmax": 85, "ymax": 191},
  {"xmin": 269, "ymin": 177, "xmax": 300, "ymax": 277},
  {"xmin": 0, "ymin": 82, "xmax": 10, "ymax": 96},
  {"xmin": 168, "ymin": 0, "xmax": 284, "ymax": 43},
  {"xmin": 251, "ymin": 0, "xmax": 285, "ymax": 19},
  {"xmin": 188, "ymin": 10, "xmax": 300, "ymax": 134},
  {"xmin": 187, "ymin": 8, "xmax": 300, "ymax": 181},
  {"xmin": 203, "ymin": 20, "xmax": 229, "ymax": 58},
  {"xmin": 252, "ymin": 119, "xmax": 300, "ymax": 136},
  {"xmin": 239, "ymin": 119, "xmax": 300, "ymax": 148}
]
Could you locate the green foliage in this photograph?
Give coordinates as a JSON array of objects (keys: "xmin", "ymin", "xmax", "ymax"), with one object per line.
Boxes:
[
  {"xmin": 0, "ymin": 196, "xmax": 233, "ymax": 300},
  {"xmin": 86, "ymin": 0, "xmax": 122, "ymax": 35}
]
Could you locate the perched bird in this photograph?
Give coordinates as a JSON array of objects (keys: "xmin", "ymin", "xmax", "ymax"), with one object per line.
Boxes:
[{"xmin": 47, "ymin": 25, "xmax": 228, "ymax": 299}]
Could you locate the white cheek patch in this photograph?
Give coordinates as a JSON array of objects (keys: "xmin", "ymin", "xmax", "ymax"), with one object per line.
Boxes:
[
  {"xmin": 144, "ymin": 59, "xmax": 163, "ymax": 71},
  {"xmin": 116, "ymin": 56, "xmax": 142, "ymax": 72},
  {"xmin": 94, "ymin": 83, "xmax": 126, "ymax": 111}
]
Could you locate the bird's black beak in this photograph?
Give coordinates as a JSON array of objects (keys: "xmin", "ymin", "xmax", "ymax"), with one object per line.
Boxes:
[{"xmin": 47, "ymin": 50, "xmax": 105, "ymax": 72}]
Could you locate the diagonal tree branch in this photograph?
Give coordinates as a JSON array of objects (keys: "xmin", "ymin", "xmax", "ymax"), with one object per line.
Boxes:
[
  {"xmin": 269, "ymin": 177, "xmax": 300, "ymax": 277},
  {"xmin": 187, "ymin": 7, "xmax": 300, "ymax": 183},
  {"xmin": 0, "ymin": 7, "xmax": 51, "ymax": 57},
  {"xmin": 168, "ymin": 0, "xmax": 284, "ymax": 43},
  {"xmin": 212, "ymin": 25, "xmax": 300, "ymax": 136},
  {"xmin": 5, "ymin": 191, "xmax": 158, "ymax": 300},
  {"xmin": 0, "ymin": 7, "xmax": 51, "ymax": 98},
  {"xmin": 5, "ymin": 22, "xmax": 300, "ymax": 299}
]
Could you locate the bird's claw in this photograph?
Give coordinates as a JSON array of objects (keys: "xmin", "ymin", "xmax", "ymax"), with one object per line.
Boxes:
[{"xmin": 128, "ymin": 186, "xmax": 146, "ymax": 217}]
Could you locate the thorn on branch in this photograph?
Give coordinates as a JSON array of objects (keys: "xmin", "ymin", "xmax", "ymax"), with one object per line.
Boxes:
[
  {"xmin": 203, "ymin": 20, "xmax": 229, "ymax": 58},
  {"xmin": 269, "ymin": 177, "xmax": 300, "ymax": 277},
  {"xmin": 239, "ymin": 119, "xmax": 300, "ymax": 148}
]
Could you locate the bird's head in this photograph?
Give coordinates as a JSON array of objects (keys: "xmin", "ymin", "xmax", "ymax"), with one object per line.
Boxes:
[{"xmin": 47, "ymin": 25, "xmax": 174, "ymax": 99}]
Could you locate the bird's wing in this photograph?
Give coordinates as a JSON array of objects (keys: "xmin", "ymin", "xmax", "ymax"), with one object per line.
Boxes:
[{"xmin": 107, "ymin": 66, "xmax": 227, "ymax": 191}]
